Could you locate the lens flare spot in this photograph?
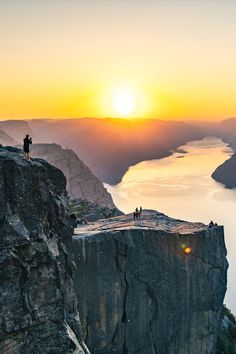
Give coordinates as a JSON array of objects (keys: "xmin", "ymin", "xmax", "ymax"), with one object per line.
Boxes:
[{"xmin": 184, "ymin": 246, "xmax": 192, "ymax": 255}]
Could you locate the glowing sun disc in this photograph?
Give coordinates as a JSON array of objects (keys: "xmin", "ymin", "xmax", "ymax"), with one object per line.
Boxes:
[{"xmin": 113, "ymin": 90, "xmax": 135, "ymax": 115}]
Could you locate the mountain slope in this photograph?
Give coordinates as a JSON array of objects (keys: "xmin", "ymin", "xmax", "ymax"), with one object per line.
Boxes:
[
  {"xmin": 0, "ymin": 120, "xmax": 33, "ymax": 143},
  {"xmin": 0, "ymin": 130, "xmax": 18, "ymax": 146},
  {"xmin": 31, "ymin": 143, "xmax": 116, "ymax": 208},
  {"xmin": 212, "ymin": 153, "xmax": 236, "ymax": 188}
]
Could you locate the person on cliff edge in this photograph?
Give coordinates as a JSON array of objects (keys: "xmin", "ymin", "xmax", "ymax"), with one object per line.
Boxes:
[{"xmin": 23, "ymin": 134, "xmax": 32, "ymax": 160}]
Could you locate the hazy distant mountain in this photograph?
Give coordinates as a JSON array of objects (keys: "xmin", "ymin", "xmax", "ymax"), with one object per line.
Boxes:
[
  {"xmin": 188, "ymin": 118, "xmax": 236, "ymax": 150},
  {"xmin": 31, "ymin": 143, "xmax": 116, "ymax": 208},
  {"xmin": 2, "ymin": 117, "xmax": 236, "ymax": 185},
  {"xmin": 0, "ymin": 130, "xmax": 18, "ymax": 146},
  {"xmin": 0, "ymin": 120, "xmax": 33, "ymax": 143},
  {"xmin": 28, "ymin": 118, "xmax": 205, "ymax": 184}
]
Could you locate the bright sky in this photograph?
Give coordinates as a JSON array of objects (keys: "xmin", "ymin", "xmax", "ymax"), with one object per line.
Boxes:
[{"xmin": 1, "ymin": 0, "xmax": 236, "ymax": 120}]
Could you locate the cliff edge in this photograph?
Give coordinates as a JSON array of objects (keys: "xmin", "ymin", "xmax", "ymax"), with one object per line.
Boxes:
[
  {"xmin": 0, "ymin": 146, "xmax": 90, "ymax": 354},
  {"xmin": 73, "ymin": 211, "xmax": 228, "ymax": 354}
]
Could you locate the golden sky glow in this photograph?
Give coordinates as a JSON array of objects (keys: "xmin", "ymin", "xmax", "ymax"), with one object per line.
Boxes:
[{"xmin": 1, "ymin": 0, "xmax": 236, "ymax": 120}]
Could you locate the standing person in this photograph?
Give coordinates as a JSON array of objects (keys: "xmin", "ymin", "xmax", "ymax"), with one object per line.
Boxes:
[
  {"xmin": 23, "ymin": 134, "xmax": 32, "ymax": 160},
  {"xmin": 133, "ymin": 211, "xmax": 136, "ymax": 220},
  {"xmin": 139, "ymin": 206, "xmax": 143, "ymax": 215}
]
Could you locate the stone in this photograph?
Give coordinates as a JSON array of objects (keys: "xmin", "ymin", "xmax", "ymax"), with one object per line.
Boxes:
[
  {"xmin": 73, "ymin": 210, "xmax": 228, "ymax": 354},
  {"xmin": 0, "ymin": 147, "xmax": 90, "ymax": 354}
]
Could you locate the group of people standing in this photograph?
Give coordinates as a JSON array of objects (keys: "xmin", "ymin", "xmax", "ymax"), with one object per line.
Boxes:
[
  {"xmin": 208, "ymin": 220, "xmax": 218, "ymax": 228},
  {"xmin": 133, "ymin": 206, "xmax": 142, "ymax": 220}
]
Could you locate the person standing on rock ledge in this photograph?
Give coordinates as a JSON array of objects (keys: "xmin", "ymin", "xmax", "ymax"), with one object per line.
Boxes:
[{"xmin": 23, "ymin": 134, "xmax": 32, "ymax": 160}]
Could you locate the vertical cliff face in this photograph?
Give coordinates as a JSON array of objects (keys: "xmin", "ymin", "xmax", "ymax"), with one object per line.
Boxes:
[
  {"xmin": 30, "ymin": 144, "xmax": 116, "ymax": 208},
  {"xmin": 0, "ymin": 147, "xmax": 90, "ymax": 354},
  {"xmin": 73, "ymin": 211, "xmax": 228, "ymax": 354}
]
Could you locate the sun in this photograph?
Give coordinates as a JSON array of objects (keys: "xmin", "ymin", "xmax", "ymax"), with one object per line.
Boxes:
[{"xmin": 113, "ymin": 89, "xmax": 135, "ymax": 116}]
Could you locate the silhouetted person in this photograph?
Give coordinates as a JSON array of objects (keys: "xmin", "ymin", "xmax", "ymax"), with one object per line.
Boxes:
[
  {"xmin": 23, "ymin": 134, "xmax": 32, "ymax": 160},
  {"xmin": 139, "ymin": 206, "xmax": 143, "ymax": 215},
  {"xmin": 133, "ymin": 211, "xmax": 136, "ymax": 220},
  {"xmin": 208, "ymin": 220, "xmax": 214, "ymax": 228}
]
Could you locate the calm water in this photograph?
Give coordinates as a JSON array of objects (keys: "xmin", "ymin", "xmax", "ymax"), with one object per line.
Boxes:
[{"xmin": 106, "ymin": 137, "xmax": 236, "ymax": 312}]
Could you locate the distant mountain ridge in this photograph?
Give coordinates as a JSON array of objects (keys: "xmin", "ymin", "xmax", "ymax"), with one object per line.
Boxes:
[
  {"xmin": 2, "ymin": 117, "xmax": 236, "ymax": 184},
  {"xmin": 0, "ymin": 120, "xmax": 33, "ymax": 143},
  {"xmin": 28, "ymin": 118, "xmax": 206, "ymax": 183}
]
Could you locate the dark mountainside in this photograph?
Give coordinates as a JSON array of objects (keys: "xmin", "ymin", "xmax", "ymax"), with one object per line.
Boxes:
[
  {"xmin": 217, "ymin": 306, "xmax": 236, "ymax": 354},
  {"xmin": 73, "ymin": 211, "xmax": 228, "ymax": 354},
  {"xmin": 212, "ymin": 153, "xmax": 236, "ymax": 188},
  {"xmin": 0, "ymin": 120, "xmax": 33, "ymax": 143},
  {"xmin": 30, "ymin": 143, "xmax": 116, "ymax": 208},
  {"xmin": 0, "ymin": 146, "xmax": 90, "ymax": 354}
]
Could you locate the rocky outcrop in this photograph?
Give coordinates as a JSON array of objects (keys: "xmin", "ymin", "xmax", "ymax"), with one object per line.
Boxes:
[
  {"xmin": 30, "ymin": 144, "xmax": 116, "ymax": 208},
  {"xmin": 73, "ymin": 211, "xmax": 228, "ymax": 354},
  {"xmin": 212, "ymin": 153, "xmax": 236, "ymax": 188},
  {"xmin": 70, "ymin": 198, "xmax": 123, "ymax": 223},
  {"xmin": 0, "ymin": 146, "xmax": 90, "ymax": 354}
]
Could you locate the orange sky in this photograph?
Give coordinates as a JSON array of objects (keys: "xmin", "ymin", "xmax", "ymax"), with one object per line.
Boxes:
[{"xmin": 1, "ymin": 0, "xmax": 236, "ymax": 120}]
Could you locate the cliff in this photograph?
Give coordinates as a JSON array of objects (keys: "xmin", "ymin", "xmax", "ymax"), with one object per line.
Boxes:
[
  {"xmin": 73, "ymin": 211, "xmax": 228, "ymax": 354},
  {"xmin": 0, "ymin": 146, "xmax": 90, "ymax": 354},
  {"xmin": 212, "ymin": 153, "xmax": 236, "ymax": 189},
  {"xmin": 30, "ymin": 144, "xmax": 116, "ymax": 208}
]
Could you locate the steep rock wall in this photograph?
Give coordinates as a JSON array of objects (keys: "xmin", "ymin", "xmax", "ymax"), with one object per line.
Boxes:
[
  {"xmin": 0, "ymin": 146, "xmax": 90, "ymax": 354},
  {"xmin": 30, "ymin": 144, "xmax": 115, "ymax": 208},
  {"xmin": 73, "ymin": 211, "xmax": 228, "ymax": 354}
]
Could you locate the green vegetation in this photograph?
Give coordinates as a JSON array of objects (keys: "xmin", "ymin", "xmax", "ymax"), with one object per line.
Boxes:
[{"xmin": 217, "ymin": 306, "xmax": 236, "ymax": 354}]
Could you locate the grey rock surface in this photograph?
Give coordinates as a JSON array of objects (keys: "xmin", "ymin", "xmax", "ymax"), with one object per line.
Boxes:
[
  {"xmin": 70, "ymin": 198, "xmax": 123, "ymax": 223},
  {"xmin": 212, "ymin": 153, "xmax": 236, "ymax": 189},
  {"xmin": 0, "ymin": 146, "xmax": 90, "ymax": 354},
  {"xmin": 30, "ymin": 144, "xmax": 116, "ymax": 208},
  {"xmin": 73, "ymin": 210, "xmax": 228, "ymax": 354}
]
